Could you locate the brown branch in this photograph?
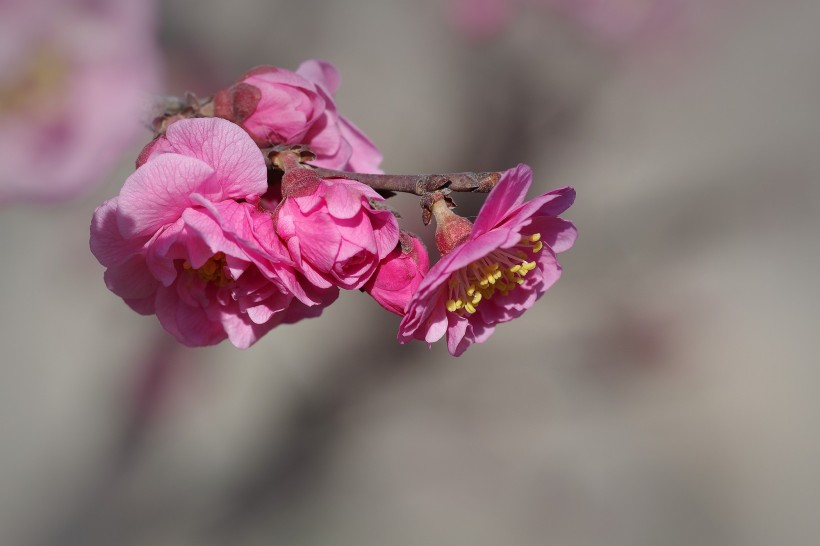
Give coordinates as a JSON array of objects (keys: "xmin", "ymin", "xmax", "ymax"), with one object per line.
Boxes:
[{"xmin": 308, "ymin": 167, "xmax": 501, "ymax": 196}]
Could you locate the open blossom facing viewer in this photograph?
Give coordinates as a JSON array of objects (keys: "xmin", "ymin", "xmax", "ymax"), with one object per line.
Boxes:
[
  {"xmin": 398, "ymin": 164, "xmax": 576, "ymax": 356},
  {"xmin": 0, "ymin": 0, "xmax": 160, "ymax": 203},
  {"xmin": 90, "ymin": 118, "xmax": 337, "ymax": 348},
  {"xmin": 214, "ymin": 60, "xmax": 383, "ymax": 173}
]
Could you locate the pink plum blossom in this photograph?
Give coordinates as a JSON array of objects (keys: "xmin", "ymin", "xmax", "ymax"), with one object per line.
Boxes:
[
  {"xmin": 363, "ymin": 232, "xmax": 430, "ymax": 316},
  {"xmin": 90, "ymin": 117, "xmax": 337, "ymax": 348},
  {"xmin": 397, "ymin": 164, "xmax": 576, "ymax": 356},
  {"xmin": 0, "ymin": 0, "xmax": 161, "ymax": 203},
  {"xmin": 214, "ymin": 60, "xmax": 383, "ymax": 173},
  {"xmin": 274, "ymin": 166, "xmax": 400, "ymax": 291}
]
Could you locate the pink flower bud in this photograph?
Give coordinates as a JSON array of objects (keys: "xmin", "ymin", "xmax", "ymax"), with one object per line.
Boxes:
[
  {"xmin": 214, "ymin": 60, "xmax": 383, "ymax": 173},
  {"xmin": 431, "ymin": 198, "xmax": 474, "ymax": 255},
  {"xmin": 275, "ymin": 173, "xmax": 400, "ymax": 291},
  {"xmin": 364, "ymin": 232, "xmax": 430, "ymax": 316}
]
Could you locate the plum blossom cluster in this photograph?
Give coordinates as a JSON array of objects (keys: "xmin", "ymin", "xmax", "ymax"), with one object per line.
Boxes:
[{"xmin": 90, "ymin": 59, "xmax": 576, "ymax": 355}]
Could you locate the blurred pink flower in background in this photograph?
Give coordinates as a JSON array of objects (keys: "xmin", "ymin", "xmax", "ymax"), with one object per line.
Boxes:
[
  {"xmin": 0, "ymin": 0, "xmax": 161, "ymax": 203},
  {"xmin": 398, "ymin": 164, "xmax": 576, "ymax": 356},
  {"xmin": 91, "ymin": 118, "xmax": 337, "ymax": 348},
  {"xmin": 214, "ymin": 60, "xmax": 383, "ymax": 173}
]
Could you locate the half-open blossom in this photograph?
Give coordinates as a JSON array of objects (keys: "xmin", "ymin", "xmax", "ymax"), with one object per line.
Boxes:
[
  {"xmin": 0, "ymin": 0, "xmax": 160, "ymax": 203},
  {"xmin": 214, "ymin": 60, "xmax": 382, "ymax": 173},
  {"xmin": 90, "ymin": 118, "xmax": 336, "ymax": 348},
  {"xmin": 363, "ymin": 231, "xmax": 430, "ymax": 315},
  {"xmin": 398, "ymin": 164, "xmax": 576, "ymax": 356},
  {"xmin": 274, "ymin": 166, "xmax": 400, "ymax": 291}
]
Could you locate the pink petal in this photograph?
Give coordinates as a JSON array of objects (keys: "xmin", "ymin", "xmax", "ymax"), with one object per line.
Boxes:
[
  {"xmin": 337, "ymin": 116, "xmax": 383, "ymax": 173},
  {"xmin": 472, "ymin": 164, "xmax": 532, "ymax": 236},
  {"xmin": 413, "ymin": 229, "xmax": 510, "ymax": 302},
  {"xmin": 90, "ymin": 197, "xmax": 146, "ymax": 267},
  {"xmin": 117, "ymin": 154, "xmax": 215, "ymax": 238},
  {"xmin": 502, "ymin": 186, "xmax": 576, "ymax": 230},
  {"xmin": 527, "ymin": 217, "xmax": 578, "ymax": 254},
  {"xmin": 155, "ymin": 286, "xmax": 226, "ymax": 347},
  {"xmin": 164, "ymin": 117, "xmax": 268, "ymax": 200},
  {"xmin": 324, "ymin": 181, "xmax": 362, "ymax": 219},
  {"xmin": 297, "ymin": 59, "xmax": 341, "ymax": 95},
  {"xmin": 446, "ymin": 314, "xmax": 471, "ymax": 355},
  {"xmin": 103, "ymin": 255, "xmax": 158, "ymax": 300},
  {"xmin": 221, "ymin": 311, "xmax": 277, "ymax": 349}
]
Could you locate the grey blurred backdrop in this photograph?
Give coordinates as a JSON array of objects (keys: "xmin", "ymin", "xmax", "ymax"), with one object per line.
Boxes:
[{"xmin": 1, "ymin": 0, "xmax": 819, "ymax": 544}]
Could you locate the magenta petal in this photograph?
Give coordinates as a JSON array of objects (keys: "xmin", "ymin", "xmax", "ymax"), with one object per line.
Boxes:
[
  {"xmin": 504, "ymin": 187, "xmax": 576, "ymax": 230},
  {"xmin": 117, "ymin": 154, "xmax": 215, "ymax": 238},
  {"xmin": 164, "ymin": 117, "xmax": 268, "ymax": 200},
  {"xmin": 472, "ymin": 164, "xmax": 532, "ymax": 236},
  {"xmin": 324, "ymin": 181, "xmax": 362, "ymax": 219}
]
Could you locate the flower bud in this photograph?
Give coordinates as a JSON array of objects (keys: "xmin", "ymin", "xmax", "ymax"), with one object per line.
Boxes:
[
  {"xmin": 212, "ymin": 60, "xmax": 383, "ymax": 172},
  {"xmin": 432, "ymin": 199, "xmax": 473, "ymax": 255},
  {"xmin": 364, "ymin": 232, "xmax": 430, "ymax": 315}
]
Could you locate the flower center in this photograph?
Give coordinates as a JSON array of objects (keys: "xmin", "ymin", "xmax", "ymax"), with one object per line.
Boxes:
[
  {"xmin": 446, "ymin": 233, "xmax": 543, "ymax": 315},
  {"xmin": 183, "ymin": 252, "xmax": 231, "ymax": 286},
  {"xmin": 0, "ymin": 47, "xmax": 68, "ymax": 117}
]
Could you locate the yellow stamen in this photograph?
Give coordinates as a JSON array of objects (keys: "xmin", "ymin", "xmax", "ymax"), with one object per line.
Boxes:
[
  {"xmin": 444, "ymin": 232, "xmax": 544, "ymax": 316},
  {"xmin": 183, "ymin": 252, "xmax": 230, "ymax": 286}
]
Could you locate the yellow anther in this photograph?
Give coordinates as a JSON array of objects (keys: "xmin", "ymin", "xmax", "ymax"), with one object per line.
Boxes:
[
  {"xmin": 529, "ymin": 233, "xmax": 541, "ymax": 242},
  {"xmin": 510, "ymin": 264, "xmax": 521, "ymax": 273},
  {"xmin": 466, "ymin": 285, "xmax": 475, "ymax": 296},
  {"xmin": 465, "ymin": 302, "xmax": 476, "ymax": 314},
  {"xmin": 494, "ymin": 270, "xmax": 503, "ymax": 280},
  {"xmin": 479, "ymin": 279, "xmax": 489, "ymax": 288},
  {"xmin": 455, "ymin": 299, "xmax": 464, "ymax": 310},
  {"xmin": 471, "ymin": 292, "xmax": 482, "ymax": 305},
  {"xmin": 447, "ymin": 299, "xmax": 458, "ymax": 312},
  {"xmin": 532, "ymin": 241, "xmax": 543, "ymax": 253}
]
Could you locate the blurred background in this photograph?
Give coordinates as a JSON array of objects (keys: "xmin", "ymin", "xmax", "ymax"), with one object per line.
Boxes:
[{"xmin": 2, "ymin": 0, "xmax": 819, "ymax": 544}]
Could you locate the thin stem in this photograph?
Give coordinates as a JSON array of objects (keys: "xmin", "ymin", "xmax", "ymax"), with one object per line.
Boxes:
[{"xmin": 309, "ymin": 167, "xmax": 501, "ymax": 196}]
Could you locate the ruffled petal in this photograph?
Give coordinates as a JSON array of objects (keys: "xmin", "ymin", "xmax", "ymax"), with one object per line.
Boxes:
[
  {"xmin": 117, "ymin": 154, "xmax": 214, "ymax": 238},
  {"xmin": 164, "ymin": 117, "xmax": 268, "ymax": 200}
]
